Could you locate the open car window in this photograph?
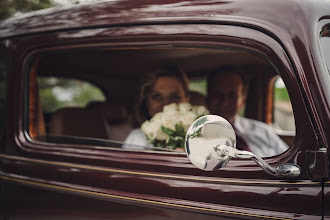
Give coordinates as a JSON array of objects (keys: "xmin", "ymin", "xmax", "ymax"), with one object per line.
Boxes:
[
  {"xmin": 273, "ymin": 77, "xmax": 295, "ymax": 132},
  {"xmin": 38, "ymin": 77, "xmax": 106, "ymax": 113},
  {"xmin": 38, "ymin": 77, "xmax": 106, "ymax": 133},
  {"xmin": 320, "ymin": 24, "xmax": 330, "ymax": 74},
  {"xmin": 26, "ymin": 46, "xmax": 295, "ymax": 157}
]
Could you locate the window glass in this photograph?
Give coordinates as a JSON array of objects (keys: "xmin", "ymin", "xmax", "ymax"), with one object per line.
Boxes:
[
  {"xmin": 320, "ymin": 25, "xmax": 330, "ymax": 74},
  {"xmin": 189, "ymin": 79, "xmax": 207, "ymax": 95},
  {"xmin": 36, "ymin": 76, "xmax": 107, "ymax": 141},
  {"xmin": 26, "ymin": 47, "xmax": 293, "ymax": 157},
  {"xmin": 38, "ymin": 77, "xmax": 106, "ymax": 113},
  {"xmin": 273, "ymin": 77, "xmax": 295, "ymax": 132},
  {"xmin": 0, "ymin": 49, "xmax": 7, "ymax": 137},
  {"xmin": 189, "ymin": 78, "xmax": 206, "ymax": 106}
]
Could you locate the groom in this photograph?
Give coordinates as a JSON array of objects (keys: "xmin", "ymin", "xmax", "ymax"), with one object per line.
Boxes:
[{"xmin": 206, "ymin": 67, "xmax": 288, "ymax": 157}]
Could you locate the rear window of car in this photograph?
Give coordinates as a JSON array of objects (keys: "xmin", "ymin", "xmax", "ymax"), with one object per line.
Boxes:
[
  {"xmin": 273, "ymin": 77, "xmax": 295, "ymax": 132},
  {"xmin": 320, "ymin": 24, "xmax": 330, "ymax": 74},
  {"xmin": 38, "ymin": 77, "xmax": 106, "ymax": 113}
]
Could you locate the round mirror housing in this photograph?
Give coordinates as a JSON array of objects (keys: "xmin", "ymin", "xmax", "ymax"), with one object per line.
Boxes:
[
  {"xmin": 185, "ymin": 115, "xmax": 301, "ymax": 178},
  {"xmin": 185, "ymin": 115, "xmax": 236, "ymax": 171}
]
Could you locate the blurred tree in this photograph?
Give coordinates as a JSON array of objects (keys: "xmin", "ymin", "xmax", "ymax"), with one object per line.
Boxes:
[
  {"xmin": 38, "ymin": 77, "xmax": 106, "ymax": 113},
  {"xmin": 274, "ymin": 87, "xmax": 290, "ymax": 101},
  {"xmin": 0, "ymin": 0, "xmax": 105, "ymax": 21},
  {"xmin": 0, "ymin": 0, "xmax": 54, "ymax": 21}
]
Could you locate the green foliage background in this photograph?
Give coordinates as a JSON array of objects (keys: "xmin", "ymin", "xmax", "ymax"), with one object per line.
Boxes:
[
  {"xmin": 189, "ymin": 79, "xmax": 207, "ymax": 95},
  {"xmin": 38, "ymin": 77, "xmax": 105, "ymax": 113},
  {"xmin": 274, "ymin": 87, "xmax": 290, "ymax": 101},
  {"xmin": 0, "ymin": 0, "xmax": 103, "ymax": 21},
  {"xmin": 0, "ymin": 0, "xmax": 53, "ymax": 21},
  {"xmin": 189, "ymin": 78, "xmax": 290, "ymax": 102}
]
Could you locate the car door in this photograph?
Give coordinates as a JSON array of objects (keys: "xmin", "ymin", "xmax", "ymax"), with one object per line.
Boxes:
[
  {"xmin": 318, "ymin": 20, "xmax": 330, "ymax": 220},
  {"xmin": 0, "ymin": 23, "xmax": 324, "ymax": 219}
]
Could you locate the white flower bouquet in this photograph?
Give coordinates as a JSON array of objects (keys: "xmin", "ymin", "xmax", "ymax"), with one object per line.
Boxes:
[{"xmin": 141, "ymin": 102, "xmax": 209, "ymax": 150}]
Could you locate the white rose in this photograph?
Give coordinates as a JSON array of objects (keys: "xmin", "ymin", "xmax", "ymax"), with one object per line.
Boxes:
[
  {"xmin": 163, "ymin": 103, "xmax": 178, "ymax": 114},
  {"xmin": 150, "ymin": 112, "xmax": 163, "ymax": 123},
  {"xmin": 155, "ymin": 127, "xmax": 168, "ymax": 141},
  {"xmin": 178, "ymin": 102, "xmax": 192, "ymax": 114},
  {"xmin": 193, "ymin": 105, "xmax": 209, "ymax": 116},
  {"xmin": 142, "ymin": 118, "xmax": 168, "ymax": 141},
  {"xmin": 141, "ymin": 121, "xmax": 155, "ymax": 140},
  {"xmin": 161, "ymin": 113, "xmax": 178, "ymax": 131},
  {"xmin": 181, "ymin": 111, "xmax": 198, "ymax": 131}
]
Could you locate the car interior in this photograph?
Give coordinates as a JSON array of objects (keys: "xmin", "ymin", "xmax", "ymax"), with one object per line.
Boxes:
[{"xmin": 26, "ymin": 46, "xmax": 295, "ymax": 155}]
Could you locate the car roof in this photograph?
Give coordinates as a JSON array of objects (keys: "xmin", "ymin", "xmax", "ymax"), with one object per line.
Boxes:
[{"xmin": 0, "ymin": 0, "xmax": 329, "ymax": 39}]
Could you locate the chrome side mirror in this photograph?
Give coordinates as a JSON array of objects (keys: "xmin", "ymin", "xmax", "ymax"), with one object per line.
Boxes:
[{"xmin": 185, "ymin": 115, "xmax": 300, "ymax": 178}]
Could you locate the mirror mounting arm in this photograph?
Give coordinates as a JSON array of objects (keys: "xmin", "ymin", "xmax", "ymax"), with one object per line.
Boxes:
[
  {"xmin": 216, "ymin": 145, "xmax": 301, "ymax": 178},
  {"xmin": 186, "ymin": 115, "xmax": 300, "ymax": 179}
]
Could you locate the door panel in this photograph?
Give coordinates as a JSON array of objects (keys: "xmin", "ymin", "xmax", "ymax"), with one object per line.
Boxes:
[
  {"xmin": 0, "ymin": 153, "xmax": 323, "ymax": 219},
  {"xmin": 1, "ymin": 24, "xmax": 323, "ymax": 219}
]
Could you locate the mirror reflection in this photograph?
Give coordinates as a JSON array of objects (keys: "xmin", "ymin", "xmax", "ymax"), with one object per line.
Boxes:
[{"xmin": 185, "ymin": 115, "xmax": 236, "ymax": 171}]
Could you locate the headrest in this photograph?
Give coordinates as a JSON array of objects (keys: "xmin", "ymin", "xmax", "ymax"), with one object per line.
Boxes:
[{"xmin": 49, "ymin": 107, "xmax": 108, "ymax": 139}]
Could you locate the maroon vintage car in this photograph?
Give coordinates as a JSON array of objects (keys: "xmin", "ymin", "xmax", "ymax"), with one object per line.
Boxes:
[{"xmin": 0, "ymin": 0, "xmax": 329, "ymax": 219}]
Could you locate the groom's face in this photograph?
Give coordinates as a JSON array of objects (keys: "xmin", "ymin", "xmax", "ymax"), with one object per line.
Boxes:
[{"xmin": 206, "ymin": 73, "xmax": 246, "ymax": 124}]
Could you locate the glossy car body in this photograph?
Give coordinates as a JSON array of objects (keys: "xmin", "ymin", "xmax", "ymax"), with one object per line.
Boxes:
[{"xmin": 0, "ymin": 0, "xmax": 329, "ymax": 219}]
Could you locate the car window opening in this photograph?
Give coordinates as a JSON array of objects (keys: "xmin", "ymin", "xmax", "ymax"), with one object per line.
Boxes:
[{"xmin": 26, "ymin": 46, "xmax": 295, "ymax": 157}]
